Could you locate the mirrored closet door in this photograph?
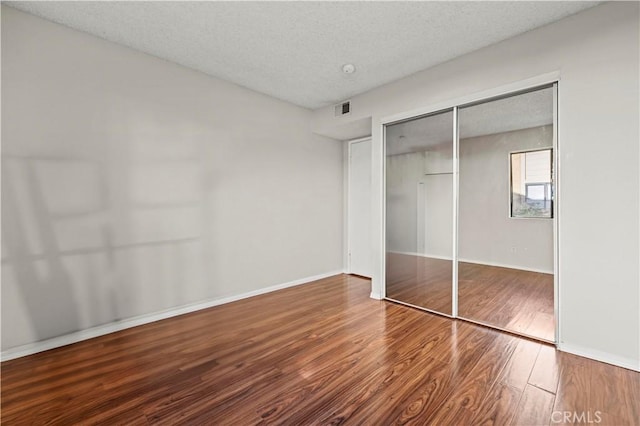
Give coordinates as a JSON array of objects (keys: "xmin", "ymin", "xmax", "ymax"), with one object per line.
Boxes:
[
  {"xmin": 457, "ymin": 86, "xmax": 556, "ymax": 341},
  {"xmin": 384, "ymin": 109, "xmax": 454, "ymax": 316},
  {"xmin": 383, "ymin": 84, "xmax": 557, "ymax": 343}
]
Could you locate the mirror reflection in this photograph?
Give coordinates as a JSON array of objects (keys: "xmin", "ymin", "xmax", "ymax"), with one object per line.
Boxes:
[
  {"xmin": 510, "ymin": 149, "xmax": 553, "ymax": 219},
  {"xmin": 385, "ymin": 110, "xmax": 453, "ymax": 315},
  {"xmin": 458, "ymin": 86, "xmax": 555, "ymax": 341}
]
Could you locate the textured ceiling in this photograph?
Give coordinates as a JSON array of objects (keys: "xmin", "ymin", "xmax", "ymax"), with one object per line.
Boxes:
[
  {"xmin": 6, "ymin": 1, "xmax": 599, "ymax": 109},
  {"xmin": 386, "ymin": 87, "xmax": 553, "ymax": 156}
]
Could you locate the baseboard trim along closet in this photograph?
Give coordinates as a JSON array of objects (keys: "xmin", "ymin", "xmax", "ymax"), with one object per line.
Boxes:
[
  {"xmin": 558, "ymin": 342, "xmax": 640, "ymax": 372},
  {"xmin": 0, "ymin": 270, "xmax": 345, "ymax": 362},
  {"xmin": 457, "ymin": 258, "xmax": 553, "ymax": 275},
  {"xmin": 387, "ymin": 251, "xmax": 453, "ymax": 262},
  {"xmin": 386, "ymin": 251, "xmax": 553, "ymax": 274}
]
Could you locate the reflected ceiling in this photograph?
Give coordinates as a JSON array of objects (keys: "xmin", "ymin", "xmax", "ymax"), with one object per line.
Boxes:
[{"xmin": 386, "ymin": 87, "xmax": 553, "ymax": 156}]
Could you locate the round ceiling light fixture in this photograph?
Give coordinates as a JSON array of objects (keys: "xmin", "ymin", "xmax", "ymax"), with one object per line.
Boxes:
[{"xmin": 342, "ymin": 63, "xmax": 356, "ymax": 74}]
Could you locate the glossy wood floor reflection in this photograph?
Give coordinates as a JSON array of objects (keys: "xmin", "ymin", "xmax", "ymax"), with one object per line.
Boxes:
[
  {"xmin": 386, "ymin": 253, "xmax": 554, "ymax": 341},
  {"xmin": 2, "ymin": 275, "xmax": 638, "ymax": 425},
  {"xmin": 459, "ymin": 262, "xmax": 554, "ymax": 341},
  {"xmin": 386, "ymin": 253, "xmax": 453, "ymax": 314}
]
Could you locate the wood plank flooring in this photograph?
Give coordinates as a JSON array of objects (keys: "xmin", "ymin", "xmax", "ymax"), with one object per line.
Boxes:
[
  {"xmin": 386, "ymin": 253, "xmax": 554, "ymax": 341},
  {"xmin": 2, "ymin": 274, "xmax": 638, "ymax": 425}
]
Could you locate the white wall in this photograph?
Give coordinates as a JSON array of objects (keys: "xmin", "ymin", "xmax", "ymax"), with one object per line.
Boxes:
[
  {"xmin": 1, "ymin": 7, "xmax": 343, "ymax": 352},
  {"xmin": 313, "ymin": 2, "xmax": 640, "ymax": 369},
  {"xmin": 459, "ymin": 126, "xmax": 554, "ymax": 273}
]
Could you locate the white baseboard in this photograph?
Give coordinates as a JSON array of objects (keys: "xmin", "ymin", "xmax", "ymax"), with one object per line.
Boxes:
[
  {"xmin": 459, "ymin": 258, "xmax": 553, "ymax": 275},
  {"xmin": 1, "ymin": 270, "xmax": 344, "ymax": 362},
  {"xmin": 387, "ymin": 251, "xmax": 552, "ymax": 274},
  {"xmin": 387, "ymin": 250, "xmax": 452, "ymax": 261},
  {"xmin": 370, "ymin": 292, "xmax": 383, "ymax": 300},
  {"xmin": 558, "ymin": 342, "xmax": 640, "ymax": 372}
]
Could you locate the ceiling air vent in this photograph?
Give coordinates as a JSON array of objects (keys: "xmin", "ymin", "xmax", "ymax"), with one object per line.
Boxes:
[{"xmin": 334, "ymin": 101, "xmax": 351, "ymax": 117}]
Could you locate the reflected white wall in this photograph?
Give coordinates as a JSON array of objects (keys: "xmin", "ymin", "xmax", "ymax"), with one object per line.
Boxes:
[
  {"xmin": 385, "ymin": 125, "xmax": 552, "ymax": 271},
  {"xmin": 458, "ymin": 126, "xmax": 554, "ymax": 273},
  {"xmin": 385, "ymin": 147, "xmax": 453, "ymax": 259}
]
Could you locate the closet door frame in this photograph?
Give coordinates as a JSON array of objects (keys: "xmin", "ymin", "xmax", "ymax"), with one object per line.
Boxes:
[
  {"xmin": 347, "ymin": 136, "xmax": 373, "ymax": 278},
  {"xmin": 380, "ymin": 72, "xmax": 560, "ymax": 344}
]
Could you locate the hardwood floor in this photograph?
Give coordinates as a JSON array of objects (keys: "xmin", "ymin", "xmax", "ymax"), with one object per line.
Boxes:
[
  {"xmin": 2, "ymin": 274, "xmax": 638, "ymax": 425},
  {"xmin": 386, "ymin": 253, "xmax": 554, "ymax": 341}
]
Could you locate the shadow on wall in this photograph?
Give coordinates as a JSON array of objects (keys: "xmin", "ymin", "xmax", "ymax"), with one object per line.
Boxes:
[
  {"xmin": 2, "ymin": 158, "xmax": 80, "ymax": 343},
  {"xmin": 1, "ymin": 130, "xmax": 209, "ymax": 351}
]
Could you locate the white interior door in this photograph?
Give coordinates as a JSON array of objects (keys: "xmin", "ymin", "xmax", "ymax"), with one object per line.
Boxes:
[{"xmin": 348, "ymin": 138, "xmax": 372, "ymax": 277}]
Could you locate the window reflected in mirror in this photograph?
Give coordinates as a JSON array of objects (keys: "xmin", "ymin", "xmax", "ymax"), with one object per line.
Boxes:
[{"xmin": 510, "ymin": 148, "xmax": 553, "ymax": 218}]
